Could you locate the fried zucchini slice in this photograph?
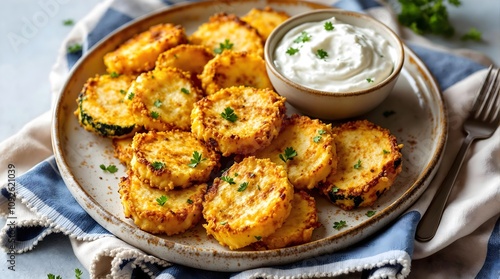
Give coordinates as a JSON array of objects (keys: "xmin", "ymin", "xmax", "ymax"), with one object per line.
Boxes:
[
  {"xmin": 189, "ymin": 13, "xmax": 264, "ymax": 57},
  {"xmin": 119, "ymin": 171, "xmax": 206, "ymax": 235},
  {"xmin": 128, "ymin": 67, "xmax": 203, "ymax": 131},
  {"xmin": 198, "ymin": 50, "xmax": 273, "ymax": 95},
  {"xmin": 130, "ymin": 130, "xmax": 220, "ymax": 191},
  {"xmin": 252, "ymin": 191, "xmax": 319, "ymax": 250},
  {"xmin": 112, "ymin": 137, "xmax": 134, "ymax": 166},
  {"xmin": 104, "ymin": 23, "xmax": 188, "ymax": 74},
  {"xmin": 203, "ymin": 157, "xmax": 294, "ymax": 250},
  {"xmin": 241, "ymin": 7, "xmax": 290, "ymax": 41},
  {"xmin": 155, "ymin": 44, "xmax": 214, "ymax": 76},
  {"xmin": 191, "ymin": 86, "xmax": 286, "ymax": 156},
  {"xmin": 318, "ymin": 120, "xmax": 403, "ymax": 210},
  {"xmin": 74, "ymin": 74, "xmax": 138, "ymax": 138},
  {"xmin": 252, "ymin": 115, "xmax": 337, "ymax": 190}
]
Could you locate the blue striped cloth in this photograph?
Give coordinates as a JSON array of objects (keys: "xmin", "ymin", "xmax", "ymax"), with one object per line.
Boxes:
[{"xmin": 1, "ymin": 0, "xmax": 498, "ymax": 278}]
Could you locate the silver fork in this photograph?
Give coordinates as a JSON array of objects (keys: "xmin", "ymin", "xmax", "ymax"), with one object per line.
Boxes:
[{"xmin": 416, "ymin": 65, "xmax": 500, "ymax": 242}]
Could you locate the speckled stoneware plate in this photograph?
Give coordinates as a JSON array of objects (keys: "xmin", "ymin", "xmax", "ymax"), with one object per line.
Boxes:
[{"xmin": 52, "ymin": 0, "xmax": 447, "ymax": 272}]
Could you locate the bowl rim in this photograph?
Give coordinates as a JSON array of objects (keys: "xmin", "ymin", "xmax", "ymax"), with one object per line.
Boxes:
[{"xmin": 264, "ymin": 8, "xmax": 405, "ymax": 97}]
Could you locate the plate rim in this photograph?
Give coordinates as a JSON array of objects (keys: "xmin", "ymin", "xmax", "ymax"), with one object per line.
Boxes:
[{"xmin": 51, "ymin": 0, "xmax": 448, "ymax": 271}]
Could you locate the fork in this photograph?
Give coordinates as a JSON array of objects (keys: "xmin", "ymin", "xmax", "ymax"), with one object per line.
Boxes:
[{"xmin": 416, "ymin": 65, "xmax": 500, "ymax": 242}]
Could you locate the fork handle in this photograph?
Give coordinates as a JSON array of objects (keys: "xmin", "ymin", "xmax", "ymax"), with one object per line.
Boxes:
[{"xmin": 415, "ymin": 134, "xmax": 475, "ymax": 242}]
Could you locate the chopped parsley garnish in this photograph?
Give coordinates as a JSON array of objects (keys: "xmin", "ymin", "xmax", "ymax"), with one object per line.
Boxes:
[
  {"xmin": 220, "ymin": 221, "xmax": 228, "ymax": 225},
  {"xmin": 331, "ymin": 186, "xmax": 340, "ymax": 193},
  {"xmin": 127, "ymin": 92, "xmax": 135, "ymax": 100},
  {"xmin": 383, "ymin": 149, "xmax": 391, "ymax": 154},
  {"xmin": 383, "ymin": 110, "xmax": 396, "ymax": 117},
  {"xmin": 181, "ymin": 87, "xmax": 190, "ymax": 94},
  {"xmin": 237, "ymin": 182, "xmax": 249, "ymax": 192},
  {"xmin": 324, "ymin": 21, "xmax": 334, "ymax": 31},
  {"xmin": 313, "ymin": 129, "xmax": 327, "ymax": 143},
  {"xmin": 294, "ymin": 31, "xmax": 311, "ymax": 43},
  {"xmin": 286, "ymin": 47, "xmax": 299, "ymax": 56},
  {"xmin": 254, "ymin": 235, "xmax": 262, "ymax": 241},
  {"xmin": 461, "ymin": 27, "xmax": 482, "ymax": 41},
  {"xmin": 156, "ymin": 195, "xmax": 168, "ymax": 206},
  {"xmin": 316, "ymin": 49, "xmax": 329, "ymax": 59},
  {"xmin": 47, "ymin": 274, "xmax": 62, "ymax": 279},
  {"xmin": 67, "ymin": 43, "xmax": 82, "ymax": 54},
  {"xmin": 188, "ymin": 150, "xmax": 206, "ymax": 168},
  {"xmin": 75, "ymin": 268, "xmax": 83, "ymax": 279},
  {"xmin": 100, "ymin": 164, "xmax": 118, "ymax": 173},
  {"xmin": 214, "ymin": 39, "xmax": 234, "ymax": 54},
  {"xmin": 221, "ymin": 176, "xmax": 236, "ymax": 185},
  {"xmin": 318, "ymin": 129, "xmax": 326, "ymax": 135},
  {"xmin": 279, "ymin": 147, "xmax": 297, "ymax": 163},
  {"xmin": 187, "ymin": 199, "xmax": 193, "ymax": 204},
  {"xmin": 152, "ymin": 161, "xmax": 165, "ymax": 170},
  {"xmin": 154, "ymin": 100, "xmax": 162, "ymax": 108},
  {"xmin": 110, "ymin": 71, "xmax": 120, "ymax": 78},
  {"xmin": 354, "ymin": 159, "xmax": 362, "ymax": 169},
  {"xmin": 63, "ymin": 19, "xmax": 74, "ymax": 26},
  {"xmin": 119, "ymin": 89, "xmax": 127, "ymax": 95},
  {"xmin": 221, "ymin": 107, "xmax": 238, "ymax": 122},
  {"xmin": 333, "ymin": 220, "xmax": 347, "ymax": 230},
  {"xmin": 366, "ymin": 78, "xmax": 374, "ymax": 83},
  {"xmin": 150, "ymin": 111, "xmax": 160, "ymax": 119},
  {"xmin": 366, "ymin": 210, "xmax": 377, "ymax": 217}
]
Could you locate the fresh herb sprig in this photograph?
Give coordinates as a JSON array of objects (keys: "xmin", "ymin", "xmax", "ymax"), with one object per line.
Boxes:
[
  {"xmin": 214, "ymin": 39, "xmax": 234, "ymax": 54},
  {"xmin": 100, "ymin": 164, "xmax": 118, "ymax": 173},
  {"xmin": 188, "ymin": 151, "xmax": 206, "ymax": 168},
  {"xmin": 279, "ymin": 147, "xmax": 297, "ymax": 163},
  {"xmin": 221, "ymin": 107, "xmax": 238, "ymax": 122}
]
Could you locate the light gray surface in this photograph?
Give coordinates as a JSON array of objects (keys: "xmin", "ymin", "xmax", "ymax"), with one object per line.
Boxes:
[{"xmin": 0, "ymin": 0, "xmax": 499, "ymax": 278}]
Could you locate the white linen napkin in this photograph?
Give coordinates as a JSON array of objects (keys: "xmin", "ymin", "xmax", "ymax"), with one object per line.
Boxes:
[{"xmin": 1, "ymin": 0, "xmax": 498, "ymax": 278}]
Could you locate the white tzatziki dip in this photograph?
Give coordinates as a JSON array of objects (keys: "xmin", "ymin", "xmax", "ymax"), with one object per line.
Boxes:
[{"xmin": 274, "ymin": 17, "xmax": 395, "ymax": 92}]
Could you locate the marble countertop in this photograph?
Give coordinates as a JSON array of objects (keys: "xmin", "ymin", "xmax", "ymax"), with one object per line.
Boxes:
[{"xmin": 0, "ymin": 0, "xmax": 499, "ymax": 278}]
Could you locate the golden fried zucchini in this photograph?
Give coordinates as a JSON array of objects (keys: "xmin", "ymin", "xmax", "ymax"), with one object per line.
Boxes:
[
  {"xmin": 74, "ymin": 74, "xmax": 138, "ymax": 138},
  {"xmin": 104, "ymin": 23, "xmax": 187, "ymax": 74},
  {"xmin": 128, "ymin": 67, "xmax": 202, "ymax": 131},
  {"xmin": 155, "ymin": 44, "xmax": 214, "ymax": 76},
  {"xmin": 252, "ymin": 191, "xmax": 319, "ymax": 250},
  {"xmin": 318, "ymin": 120, "xmax": 403, "ymax": 210},
  {"xmin": 189, "ymin": 13, "xmax": 264, "ymax": 57},
  {"xmin": 130, "ymin": 130, "xmax": 220, "ymax": 191},
  {"xmin": 252, "ymin": 114, "xmax": 336, "ymax": 190},
  {"xmin": 241, "ymin": 7, "xmax": 290, "ymax": 41},
  {"xmin": 119, "ymin": 171, "xmax": 206, "ymax": 235},
  {"xmin": 112, "ymin": 137, "xmax": 134, "ymax": 166},
  {"xmin": 198, "ymin": 50, "xmax": 273, "ymax": 95},
  {"xmin": 191, "ymin": 86, "xmax": 286, "ymax": 156},
  {"xmin": 203, "ymin": 157, "xmax": 294, "ymax": 250}
]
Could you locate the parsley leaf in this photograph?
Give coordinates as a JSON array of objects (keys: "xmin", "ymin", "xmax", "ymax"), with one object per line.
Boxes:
[
  {"xmin": 316, "ymin": 49, "xmax": 328, "ymax": 59},
  {"xmin": 152, "ymin": 161, "xmax": 165, "ymax": 170},
  {"xmin": 294, "ymin": 31, "xmax": 311, "ymax": 43},
  {"xmin": 313, "ymin": 136, "xmax": 322, "ymax": 143},
  {"xmin": 333, "ymin": 220, "xmax": 347, "ymax": 230},
  {"xmin": 150, "ymin": 111, "xmax": 160, "ymax": 119},
  {"xmin": 110, "ymin": 71, "xmax": 120, "ymax": 78},
  {"xmin": 100, "ymin": 164, "xmax": 118, "ymax": 173},
  {"xmin": 47, "ymin": 274, "xmax": 62, "ymax": 279},
  {"xmin": 366, "ymin": 210, "xmax": 376, "ymax": 217},
  {"xmin": 188, "ymin": 150, "xmax": 206, "ymax": 168},
  {"xmin": 366, "ymin": 78, "xmax": 374, "ymax": 83},
  {"xmin": 383, "ymin": 149, "xmax": 391, "ymax": 154},
  {"xmin": 331, "ymin": 186, "xmax": 340, "ymax": 194},
  {"xmin": 63, "ymin": 19, "xmax": 74, "ymax": 26},
  {"xmin": 254, "ymin": 235, "xmax": 262, "ymax": 241},
  {"xmin": 127, "ymin": 92, "xmax": 135, "ymax": 100},
  {"xmin": 154, "ymin": 100, "xmax": 162, "ymax": 108},
  {"xmin": 354, "ymin": 159, "xmax": 362, "ymax": 169},
  {"xmin": 181, "ymin": 87, "xmax": 190, "ymax": 94},
  {"xmin": 156, "ymin": 195, "xmax": 168, "ymax": 206},
  {"xmin": 214, "ymin": 39, "xmax": 234, "ymax": 54},
  {"xmin": 324, "ymin": 21, "xmax": 334, "ymax": 31},
  {"xmin": 279, "ymin": 147, "xmax": 297, "ymax": 163},
  {"xmin": 461, "ymin": 27, "xmax": 482, "ymax": 41},
  {"xmin": 237, "ymin": 182, "xmax": 249, "ymax": 192},
  {"xmin": 75, "ymin": 268, "xmax": 83, "ymax": 279},
  {"xmin": 221, "ymin": 107, "xmax": 238, "ymax": 122},
  {"xmin": 67, "ymin": 43, "xmax": 82, "ymax": 53},
  {"xmin": 187, "ymin": 199, "xmax": 193, "ymax": 204},
  {"xmin": 286, "ymin": 47, "xmax": 299, "ymax": 55},
  {"xmin": 119, "ymin": 89, "xmax": 127, "ymax": 95},
  {"xmin": 221, "ymin": 176, "xmax": 236, "ymax": 185}
]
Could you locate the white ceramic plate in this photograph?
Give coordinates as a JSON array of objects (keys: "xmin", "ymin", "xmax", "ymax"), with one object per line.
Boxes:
[{"xmin": 52, "ymin": 0, "xmax": 447, "ymax": 272}]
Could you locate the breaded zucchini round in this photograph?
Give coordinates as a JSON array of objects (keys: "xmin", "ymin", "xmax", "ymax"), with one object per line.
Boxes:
[
  {"xmin": 252, "ymin": 191, "xmax": 319, "ymax": 250},
  {"xmin": 130, "ymin": 130, "xmax": 220, "ymax": 190},
  {"xmin": 128, "ymin": 67, "xmax": 203, "ymax": 131},
  {"xmin": 155, "ymin": 44, "xmax": 214, "ymax": 76},
  {"xmin": 241, "ymin": 7, "xmax": 290, "ymax": 41},
  {"xmin": 198, "ymin": 50, "xmax": 273, "ymax": 95},
  {"xmin": 203, "ymin": 157, "xmax": 294, "ymax": 250},
  {"xmin": 112, "ymin": 137, "xmax": 134, "ymax": 166},
  {"xmin": 253, "ymin": 114, "xmax": 337, "ymax": 190},
  {"xmin": 189, "ymin": 13, "xmax": 264, "ymax": 57},
  {"xmin": 104, "ymin": 23, "xmax": 188, "ymax": 74},
  {"xmin": 119, "ymin": 171, "xmax": 206, "ymax": 235},
  {"xmin": 74, "ymin": 74, "xmax": 138, "ymax": 138},
  {"xmin": 191, "ymin": 86, "xmax": 286, "ymax": 156},
  {"xmin": 318, "ymin": 120, "xmax": 403, "ymax": 210}
]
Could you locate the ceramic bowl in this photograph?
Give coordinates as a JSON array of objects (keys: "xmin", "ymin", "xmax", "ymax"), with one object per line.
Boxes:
[{"xmin": 264, "ymin": 9, "xmax": 405, "ymax": 120}]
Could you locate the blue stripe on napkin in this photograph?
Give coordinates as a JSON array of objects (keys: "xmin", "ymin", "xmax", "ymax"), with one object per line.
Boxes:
[{"xmin": 476, "ymin": 217, "xmax": 500, "ymax": 278}]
